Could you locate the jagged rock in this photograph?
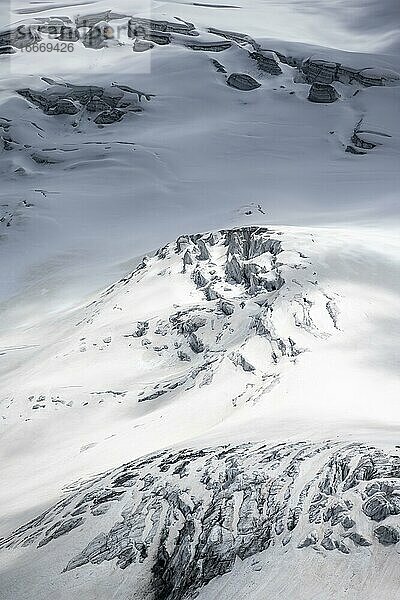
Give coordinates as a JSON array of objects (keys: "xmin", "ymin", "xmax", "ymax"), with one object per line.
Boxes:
[
  {"xmin": 230, "ymin": 352, "xmax": 255, "ymax": 372},
  {"xmin": 110, "ymin": 84, "xmax": 154, "ymax": 102},
  {"xmin": 351, "ymin": 131, "xmax": 376, "ymax": 150},
  {"xmin": 139, "ymin": 389, "xmax": 168, "ymax": 403},
  {"xmin": 363, "ymin": 483, "xmax": 400, "ymax": 522},
  {"xmin": 192, "ymin": 269, "xmax": 208, "ymax": 288},
  {"xmin": 133, "ymin": 39, "xmax": 154, "ymax": 52},
  {"xmin": 0, "ymin": 45, "xmax": 16, "ymax": 54},
  {"xmin": 37, "ymin": 18, "xmax": 79, "ymax": 42},
  {"xmin": 308, "ymin": 83, "xmax": 339, "ymax": 103},
  {"xmin": 225, "ymin": 255, "xmax": 243, "ymax": 284},
  {"xmin": 82, "ymin": 21, "xmax": 116, "ymax": 49},
  {"xmin": 17, "ymin": 82, "xmax": 140, "ymax": 127},
  {"xmin": 144, "ymin": 31, "xmax": 171, "ymax": 45},
  {"xmin": 219, "ymin": 300, "xmax": 234, "ymax": 316},
  {"xmin": 94, "ymin": 109, "xmax": 124, "ymax": 124},
  {"xmin": 227, "ymin": 73, "xmax": 261, "ymax": 91},
  {"xmin": 342, "ymin": 515, "xmax": 355, "ymax": 530},
  {"xmin": 301, "ymin": 58, "xmax": 399, "ymax": 87},
  {"xmin": 349, "ymin": 532, "xmax": 371, "ymax": 547},
  {"xmin": 298, "ymin": 531, "xmax": 318, "ymax": 548},
  {"xmin": 128, "ymin": 17, "xmax": 196, "ymax": 36},
  {"xmin": 76, "ymin": 11, "xmax": 109, "ymax": 27},
  {"xmin": 172, "ymin": 315, "xmax": 207, "ymax": 335},
  {"xmin": 204, "ymin": 285, "xmax": 219, "ymax": 301},
  {"xmin": 207, "ymin": 27, "xmax": 260, "ymax": 51},
  {"xmin": 185, "ymin": 40, "xmax": 231, "ymax": 52},
  {"xmin": 86, "ymin": 97, "xmax": 110, "ymax": 112},
  {"xmin": 374, "ymin": 525, "xmax": 400, "ymax": 546},
  {"xmin": 196, "ymin": 239, "xmax": 211, "ymax": 261},
  {"xmin": 47, "ymin": 99, "xmax": 80, "ymax": 115},
  {"xmin": 177, "ymin": 351, "xmax": 191, "ymax": 362},
  {"xmin": 335, "ymin": 540, "xmax": 350, "ymax": 554},
  {"xmin": 182, "ymin": 250, "xmax": 193, "ymax": 272},
  {"xmin": 356, "ymin": 68, "xmax": 385, "ymax": 87},
  {"xmin": 176, "ymin": 235, "xmax": 190, "ymax": 253},
  {"xmin": 301, "ymin": 59, "xmax": 339, "ymax": 84},
  {"xmin": 0, "ymin": 24, "xmax": 41, "ymax": 50},
  {"xmin": 321, "ymin": 535, "xmax": 335, "ymax": 550},
  {"xmin": 250, "ymin": 51, "xmax": 282, "ymax": 75},
  {"xmin": 38, "ymin": 517, "xmax": 84, "ymax": 547},
  {"xmin": 188, "ymin": 333, "xmax": 204, "ymax": 353},
  {"xmin": 211, "ymin": 59, "xmax": 226, "ymax": 73},
  {"xmin": 57, "ymin": 26, "xmax": 80, "ymax": 42},
  {"xmin": 345, "ymin": 145, "xmax": 367, "ymax": 155},
  {"xmin": 127, "ymin": 321, "xmax": 149, "ymax": 338}
]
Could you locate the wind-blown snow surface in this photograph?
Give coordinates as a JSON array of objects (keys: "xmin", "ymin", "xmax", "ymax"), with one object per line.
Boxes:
[{"xmin": 0, "ymin": 1, "xmax": 399, "ymax": 599}]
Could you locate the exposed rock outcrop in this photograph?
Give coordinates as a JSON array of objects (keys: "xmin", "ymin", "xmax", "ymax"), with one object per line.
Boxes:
[
  {"xmin": 16, "ymin": 81, "xmax": 151, "ymax": 126},
  {"xmin": 227, "ymin": 73, "xmax": 261, "ymax": 91},
  {"xmin": 307, "ymin": 83, "xmax": 339, "ymax": 103},
  {"xmin": 250, "ymin": 51, "xmax": 282, "ymax": 75}
]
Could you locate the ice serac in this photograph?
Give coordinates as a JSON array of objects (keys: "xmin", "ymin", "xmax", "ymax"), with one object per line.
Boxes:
[
  {"xmin": 1, "ymin": 441, "xmax": 400, "ymax": 600},
  {"xmin": 227, "ymin": 73, "xmax": 261, "ymax": 90},
  {"xmin": 307, "ymin": 83, "xmax": 340, "ymax": 103}
]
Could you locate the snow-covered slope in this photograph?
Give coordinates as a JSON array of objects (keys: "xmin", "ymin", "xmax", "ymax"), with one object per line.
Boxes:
[{"xmin": 0, "ymin": 2, "xmax": 399, "ymax": 599}]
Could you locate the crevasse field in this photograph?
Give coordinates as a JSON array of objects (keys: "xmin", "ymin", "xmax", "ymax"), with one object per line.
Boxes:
[{"xmin": 0, "ymin": 1, "xmax": 399, "ymax": 599}]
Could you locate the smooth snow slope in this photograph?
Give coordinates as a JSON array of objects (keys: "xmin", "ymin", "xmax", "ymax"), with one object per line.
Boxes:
[{"xmin": 0, "ymin": 1, "xmax": 399, "ymax": 599}]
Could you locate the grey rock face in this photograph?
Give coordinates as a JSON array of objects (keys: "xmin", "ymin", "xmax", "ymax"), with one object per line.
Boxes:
[
  {"xmin": 17, "ymin": 81, "xmax": 150, "ymax": 126},
  {"xmin": 47, "ymin": 99, "xmax": 80, "ymax": 115},
  {"xmin": 0, "ymin": 24, "xmax": 41, "ymax": 50},
  {"xmin": 185, "ymin": 40, "xmax": 231, "ymax": 52},
  {"xmin": 349, "ymin": 532, "xmax": 371, "ymax": 547},
  {"xmin": 230, "ymin": 351, "xmax": 255, "ymax": 372},
  {"xmin": 374, "ymin": 525, "xmax": 400, "ymax": 545},
  {"xmin": 207, "ymin": 27, "xmax": 260, "ymax": 51},
  {"xmin": 250, "ymin": 52, "xmax": 282, "ymax": 75},
  {"xmin": 128, "ymin": 17, "xmax": 197, "ymax": 45},
  {"xmin": 57, "ymin": 26, "xmax": 80, "ymax": 42},
  {"xmin": 212, "ymin": 59, "xmax": 227, "ymax": 73},
  {"xmin": 0, "ymin": 45, "xmax": 16, "ymax": 54},
  {"xmin": 82, "ymin": 21, "xmax": 117, "ymax": 49},
  {"xmin": 86, "ymin": 97, "xmax": 111, "ymax": 112},
  {"xmin": 342, "ymin": 515, "xmax": 355, "ymax": 530},
  {"xmin": 219, "ymin": 300, "xmax": 234, "ymax": 315},
  {"xmin": 188, "ymin": 333, "xmax": 205, "ymax": 353},
  {"xmin": 362, "ymin": 482, "xmax": 400, "ymax": 522},
  {"xmin": 182, "ymin": 250, "xmax": 193, "ymax": 272},
  {"xmin": 37, "ymin": 517, "xmax": 85, "ymax": 547},
  {"xmin": 75, "ymin": 10, "xmax": 122, "ymax": 28},
  {"xmin": 94, "ymin": 108, "xmax": 124, "ymax": 124},
  {"xmin": 171, "ymin": 314, "xmax": 207, "ymax": 336},
  {"xmin": 227, "ymin": 73, "xmax": 261, "ymax": 91},
  {"xmin": 307, "ymin": 83, "xmax": 339, "ymax": 103},
  {"xmin": 127, "ymin": 321, "xmax": 149, "ymax": 338},
  {"xmin": 128, "ymin": 17, "xmax": 196, "ymax": 36},
  {"xmin": 345, "ymin": 145, "xmax": 367, "ymax": 155},
  {"xmin": 321, "ymin": 535, "xmax": 336, "ymax": 550},
  {"xmin": 351, "ymin": 131, "xmax": 377, "ymax": 150},
  {"xmin": 301, "ymin": 58, "xmax": 397, "ymax": 87},
  {"xmin": 302, "ymin": 59, "xmax": 339, "ymax": 84}
]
